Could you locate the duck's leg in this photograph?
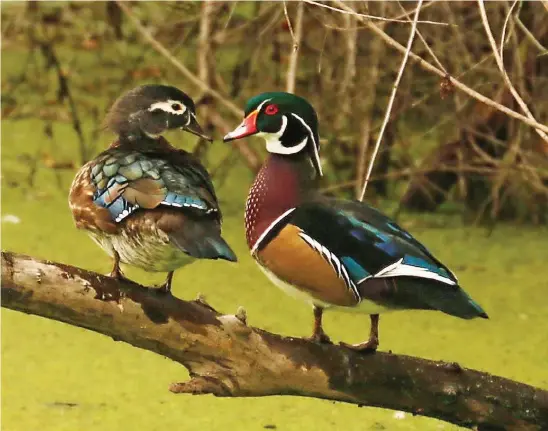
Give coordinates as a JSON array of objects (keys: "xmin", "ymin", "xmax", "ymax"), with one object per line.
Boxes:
[
  {"xmin": 158, "ymin": 271, "xmax": 174, "ymax": 294},
  {"xmin": 307, "ymin": 306, "xmax": 332, "ymax": 344},
  {"xmin": 340, "ymin": 314, "xmax": 379, "ymax": 353},
  {"xmin": 99, "ymin": 250, "xmax": 130, "ymax": 301},
  {"xmin": 109, "ymin": 250, "xmax": 131, "ymax": 282}
]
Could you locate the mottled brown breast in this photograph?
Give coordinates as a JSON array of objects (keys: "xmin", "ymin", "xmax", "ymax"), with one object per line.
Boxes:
[
  {"xmin": 68, "ymin": 163, "xmax": 118, "ymax": 234},
  {"xmin": 256, "ymin": 224, "xmax": 358, "ymax": 307}
]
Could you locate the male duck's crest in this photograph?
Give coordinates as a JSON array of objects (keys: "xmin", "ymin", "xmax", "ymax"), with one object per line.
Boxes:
[{"xmin": 224, "ymin": 92, "xmax": 322, "ymax": 177}]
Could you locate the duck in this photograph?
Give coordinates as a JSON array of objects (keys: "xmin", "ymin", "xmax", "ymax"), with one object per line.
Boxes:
[
  {"xmin": 223, "ymin": 92, "xmax": 487, "ymax": 352},
  {"xmin": 69, "ymin": 84, "xmax": 237, "ymax": 294}
]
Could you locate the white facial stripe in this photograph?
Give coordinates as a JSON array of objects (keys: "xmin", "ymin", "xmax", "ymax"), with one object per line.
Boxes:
[
  {"xmin": 256, "ymin": 99, "xmax": 271, "ymax": 113},
  {"xmin": 264, "ymin": 115, "xmax": 309, "ymax": 155},
  {"xmin": 290, "ymin": 113, "xmax": 323, "ymax": 177},
  {"xmin": 187, "ymin": 111, "xmax": 196, "ymax": 126},
  {"xmin": 148, "ymin": 99, "xmax": 187, "ymax": 115},
  {"xmin": 251, "ymin": 207, "xmax": 296, "ymax": 255}
]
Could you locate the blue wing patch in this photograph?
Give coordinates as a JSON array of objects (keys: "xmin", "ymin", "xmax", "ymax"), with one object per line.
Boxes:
[
  {"xmin": 162, "ymin": 192, "xmax": 209, "ymax": 211},
  {"xmin": 402, "ymin": 255, "xmax": 452, "ymax": 279},
  {"xmin": 292, "ymin": 202, "xmax": 459, "ymax": 285},
  {"xmin": 341, "ymin": 256, "xmax": 369, "ymax": 282},
  {"xmin": 386, "ymin": 221, "xmax": 414, "ymax": 239},
  {"xmin": 345, "ymin": 214, "xmax": 390, "ymax": 242},
  {"xmin": 93, "ymin": 176, "xmax": 139, "ymax": 222}
]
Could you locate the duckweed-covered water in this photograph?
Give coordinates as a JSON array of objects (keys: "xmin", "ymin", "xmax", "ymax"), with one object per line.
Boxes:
[{"xmin": 2, "ymin": 117, "xmax": 548, "ymax": 430}]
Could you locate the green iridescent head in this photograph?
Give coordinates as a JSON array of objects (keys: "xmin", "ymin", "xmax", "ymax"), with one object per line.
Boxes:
[{"xmin": 224, "ymin": 92, "xmax": 322, "ymax": 176}]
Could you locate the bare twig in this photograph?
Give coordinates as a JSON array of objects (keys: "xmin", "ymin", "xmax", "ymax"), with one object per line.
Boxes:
[
  {"xmin": 194, "ymin": 1, "xmax": 214, "ymax": 157},
  {"xmin": 500, "ymin": 0, "xmax": 519, "ymax": 60},
  {"xmin": 355, "ymin": 6, "xmax": 384, "ymax": 198},
  {"xmin": 329, "ymin": 0, "xmax": 548, "ymax": 137},
  {"xmin": 397, "ymin": 1, "xmax": 447, "ymax": 73},
  {"xmin": 317, "ymin": 28, "xmax": 328, "ymax": 74},
  {"xmin": 302, "ymin": 0, "xmax": 449, "ymax": 26},
  {"xmin": 208, "ymin": 110, "xmax": 261, "ymax": 172},
  {"xmin": 323, "ymin": 166, "xmax": 520, "ymax": 194},
  {"xmin": 198, "ymin": 2, "xmax": 213, "ymax": 86},
  {"xmin": 390, "ymin": 0, "xmax": 438, "ymax": 21},
  {"xmin": 359, "ymin": 0, "xmax": 424, "ymax": 202},
  {"xmin": 37, "ymin": 40, "xmax": 88, "ymax": 164},
  {"xmin": 284, "ymin": 1, "xmax": 304, "ymax": 94},
  {"xmin": 116, "ymin": 1, "xmax": 242, "ymax": 117},
  {"xmin": 116, "ymin": 1, "xmax": 261, "ymax": 171},
  {"xmin": 515, "ymin": 16, "xmax": 548, "ymax": 55},
  {"xmin": 335, "ymin": 12, "xmax": 357, "ymax": 129},
  {"xmin": 282, "ymin": 1, "xmax": 296, "ymax": 42},
  {"xmin": 478, "ymin": 0, "xmax": 548, "ymax": 144},
  {"xmin": 3, "ymin": 251, "xmax": 548, "ymax": 429}
]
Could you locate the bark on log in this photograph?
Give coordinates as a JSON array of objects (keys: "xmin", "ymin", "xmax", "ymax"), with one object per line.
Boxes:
[{"xmin": 2, "ymin": 251, "xmax": 547, "ymax": 430}]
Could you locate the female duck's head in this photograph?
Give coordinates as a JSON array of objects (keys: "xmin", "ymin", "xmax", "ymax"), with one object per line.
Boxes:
[
  {"xmin": 104, "ymin": 85, "xmax": 211, "ymax": 142},
  {"xmin": 224, "ymin": 92, "xmax": 322, "ymax": 177}
]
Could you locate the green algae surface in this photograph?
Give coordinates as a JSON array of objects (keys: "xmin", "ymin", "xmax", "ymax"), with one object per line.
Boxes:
[{"xmin": 2, "ymin": 117, "xmax": 548, "ymax": 431}]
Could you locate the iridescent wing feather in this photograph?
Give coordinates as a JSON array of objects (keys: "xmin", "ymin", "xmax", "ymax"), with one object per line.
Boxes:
[{"xmin": 90, "ymin": 148, "xmax": 219, "ymax": 223}]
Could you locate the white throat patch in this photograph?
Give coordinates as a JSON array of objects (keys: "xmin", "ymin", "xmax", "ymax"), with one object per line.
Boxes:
[
  {"xmin": 148, "ymin": 100, "xmax": 187, "ymax": 116},
  {"xmin": 262, "ymin": 115, "xmax": 308, "ymax": 155},
  {"xmin": 260, "ymin": 112, "xmax": 323, "ymax": 177}
]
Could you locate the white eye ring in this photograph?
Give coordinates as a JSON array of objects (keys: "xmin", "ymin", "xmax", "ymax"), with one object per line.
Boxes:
[{"xmin": 148, "ymin": 100, "xmax": 187, "ymax": 116}]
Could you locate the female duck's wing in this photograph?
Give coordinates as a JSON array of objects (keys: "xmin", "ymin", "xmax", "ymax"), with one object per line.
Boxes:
[
  {"xmin": 79, "ymin": 147, "xmax": 235, "ymax": 262},
  {"xmin": 90, "ymin": 148, "xmax": 219, "ymax": 223}
]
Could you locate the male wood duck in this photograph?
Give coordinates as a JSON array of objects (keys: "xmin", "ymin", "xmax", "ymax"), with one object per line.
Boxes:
[
  {"xmin": 224, "ymin": 92, "xmax": 487, "ymax": 352},
  {"xmin": 69, "ymin": 85, "xmax": 237, "ymax": 293}
]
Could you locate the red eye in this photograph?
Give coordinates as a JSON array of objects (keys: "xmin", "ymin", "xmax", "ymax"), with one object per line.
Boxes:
[{"xmin": 264, "ymin": 104, "xmax": 279, "ymax": 115}]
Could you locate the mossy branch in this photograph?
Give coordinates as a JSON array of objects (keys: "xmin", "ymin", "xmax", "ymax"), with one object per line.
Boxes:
[{"xmin": 2, "ymin": 251, "xmax": 547, "ymax": 430}]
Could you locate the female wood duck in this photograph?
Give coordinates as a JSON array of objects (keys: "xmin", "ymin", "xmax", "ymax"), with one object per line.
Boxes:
[
  {"xmin": 224, "ymin": 92, "xmax": 487, "ymax": 352},
  {"xmin": 69, "ymin": 85, "xmax": 237, "ymax": 294}
]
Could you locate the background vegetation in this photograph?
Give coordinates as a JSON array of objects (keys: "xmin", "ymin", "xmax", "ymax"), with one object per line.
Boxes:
[{"xmin": 2, "ymin": 2, "xmax": 547, "ymax": 430}]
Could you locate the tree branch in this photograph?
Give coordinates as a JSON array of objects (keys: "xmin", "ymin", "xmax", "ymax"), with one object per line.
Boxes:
[
  {"xmin": 359, "ymin": 0, "xmax": 423, "ymax": 202},
  {"xmin": 302, "ymin": 0, "xmax": 449, "ymax": 26},
  {"xmin": 477, "ymin": 0, "xmax": 548, "ymax": 144},
  {"xmin": 116, "ymin": 1, "xmax": 242, "ymax": 117},
  {"xmin": 284, "ymin": 1, "xmax": 304, "ymax": 94},
  {"xmin": 2, "ymin": 251, "xmax": 548, "ymax": 429},
  {"xmin": 329, "ymin": 0, "xmax": 548, "ymax": 138}
]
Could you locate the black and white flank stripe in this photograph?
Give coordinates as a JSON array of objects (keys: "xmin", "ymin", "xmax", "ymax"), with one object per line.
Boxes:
[{"xmin": 298, "ymin": 231, "xmax": 361, "ymax": 302}]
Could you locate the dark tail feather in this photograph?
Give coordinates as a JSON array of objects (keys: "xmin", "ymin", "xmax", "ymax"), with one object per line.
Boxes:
[
  {"xmin": 359, "ymin": 277, "xmax": 487, "ymax": 319},
  {"xmin": 397, "ymin": 278, "xmax": 488, "ymax": 319},
  {"xmin": 156, "ymin": 210, "xmax": 238, "ymax": 262},
  {"xmin": 169, "ymin": 231, "xmax": 237, "ymax": 262},
  {"xmin": 205, "ymin": 235, "xmax": 238, "ymax": 262}
]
